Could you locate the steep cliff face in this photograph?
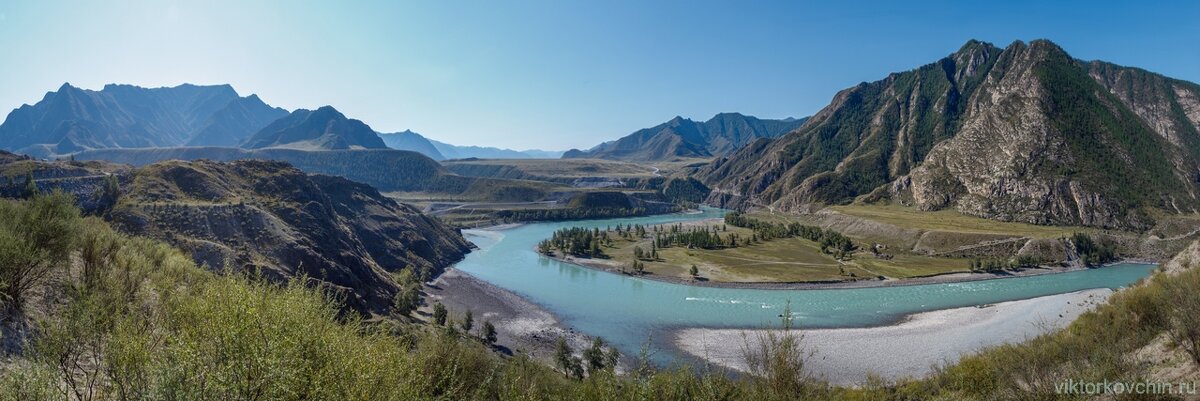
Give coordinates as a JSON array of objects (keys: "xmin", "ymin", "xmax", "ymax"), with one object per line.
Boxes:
[
  {"xmin": 701, "ymin": 40, "xmax": 1200, "ymax": 229},
  {"xmin": 109, "ymin": 159, "xmax": 473, "ymax": 314},
  {"xmin": 701, "ymin": 40, "xmax": 1001, "ymax": 210}
]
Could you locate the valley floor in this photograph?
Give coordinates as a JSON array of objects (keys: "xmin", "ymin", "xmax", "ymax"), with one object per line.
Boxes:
[{"xmin": 674, "ymin": 288, "xmax": 1113, "ymax": 386}]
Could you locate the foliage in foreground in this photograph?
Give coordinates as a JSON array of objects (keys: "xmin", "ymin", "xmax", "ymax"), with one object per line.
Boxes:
[
  {"xmin": 1, "ymin": 193, "xmax": 1197, "ymax": 400},
  {"xmin": 0, "ymin": 195, "xmax": 829, "ymax": 400}
]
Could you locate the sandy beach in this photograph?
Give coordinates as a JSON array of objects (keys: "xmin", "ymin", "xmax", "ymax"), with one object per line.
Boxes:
[{"xmin": 674, "ymin": 288, "xmax": 1113, "ymax": 386}]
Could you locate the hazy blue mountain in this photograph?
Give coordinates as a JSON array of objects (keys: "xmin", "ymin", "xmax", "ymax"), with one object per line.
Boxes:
[
  {"xmin": 430, "ymin": 138, "xmax": 562, "ymax": 159},
  {"xmin": 563, "ymin": 113, "xmax": 808, "ymax": 161},
  {"xmin": 185, "ymin": 94, "xmax": 289, "ymax": 147},
  {"xmin": 0, "ymin": 83, "xmax": 244, "ymax": 155},
  {"xmin": 377, "ymin": 130, "xmax": 445, "ymax": 160},
  {"xmin": 516, "ymin": 149, "xmax": 565, "ymax": 159},
  {"xmin": 241, "ymin": 106, "xmax": 387, "ymax": 150},
  {"xmin": 378, "ymin": 129, "xmax": 562, "ymax": 159}
]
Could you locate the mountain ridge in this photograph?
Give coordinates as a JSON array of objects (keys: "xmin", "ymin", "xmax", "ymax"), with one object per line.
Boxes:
[
  {"xmin": 700, "ymin": 39, "xmax": 1200, "ymax": 229},
  {"xmin": 241, "ymin": 105, "xmax": 387, "ymax": 150},
  {"xmin": 563, "ymin": 113, "xmax": 808, "ymax": 161},
  {"xmin": 0, "ymin": 83, "xmax": 294, "ymax": 156}
]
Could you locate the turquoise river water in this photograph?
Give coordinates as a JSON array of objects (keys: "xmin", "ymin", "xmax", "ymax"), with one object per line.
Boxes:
[{"xmin": 453, "ymin": 207, "xmax": 1157, "ymax": 360}]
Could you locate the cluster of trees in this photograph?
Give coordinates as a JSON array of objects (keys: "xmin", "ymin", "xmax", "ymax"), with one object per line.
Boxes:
[
  {"xmin": 429, "ymin": 301, "xmax": 498, "ymax": 346},
  {"xmin": 1072, "ymin": 232, "xmax": 1119, "ymax": 266},
  {"xmin": 625, "ymin": 260, "xmax": 647, "ymax": 275},
  {"xmin": 969, "ymin": 255, "xmax": 1042, "ymax": 272},
  {"xmin": 651, "ymin": 224, "xmax": 734, "ymax": 250},
  {"xmin": 539, "ymin": 227, "xmax": 609, "ymax": 258},
  {"xmin": 724, "ymin": 212, "xmax": 857, "ymax": 258},
  {"xmin": 1, "ymin": 171, "xmax": 41, "ymax": 199},
  {"xmin": 553, "ymin": 337, "xmax": 619, "ymax": 380}
]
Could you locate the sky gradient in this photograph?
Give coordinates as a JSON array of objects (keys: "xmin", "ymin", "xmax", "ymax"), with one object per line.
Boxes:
[{"xmin": 1, "ymin": 0, "xmax": 1197, "ymax": 150}]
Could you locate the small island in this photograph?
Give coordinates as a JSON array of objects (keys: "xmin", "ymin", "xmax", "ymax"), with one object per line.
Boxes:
[{"xmin": 536, "ymin": 205, "xmax": 1131, "ymax": 289}]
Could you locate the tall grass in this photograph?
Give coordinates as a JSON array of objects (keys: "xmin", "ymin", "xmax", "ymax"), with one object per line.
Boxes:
[{"xmin": 0, "ymin": 193, "xmax": 1196, "ymax": 400}]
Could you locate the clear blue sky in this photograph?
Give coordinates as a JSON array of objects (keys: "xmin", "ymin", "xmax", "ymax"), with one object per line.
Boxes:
[{"xmin": 1, "ymin": 0, "xmax": 1196, "ymax": 150}]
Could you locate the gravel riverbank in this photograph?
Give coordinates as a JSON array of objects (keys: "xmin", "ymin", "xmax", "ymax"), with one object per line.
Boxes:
[
  {"xmin": 424, "ymin": 268, "xmax": 595, "ymax": 365},
  {"xmin": 674, "ymin": 288, "xmax": 1113, "ymax": 386}
]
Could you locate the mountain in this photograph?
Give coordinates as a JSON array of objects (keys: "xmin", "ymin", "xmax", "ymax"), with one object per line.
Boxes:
[
  {"xmin": 378, "ymin": 129, "xmax": 562, "ymax": 159},
  {"xmin": 562, "ymin": 113, "xmax": 807, "ymax": 161},
  {"xmin": 110, "ymin": 158, "xmax": 470, "ymax": 314},
  {"xmin": 185, "ymin": 94, "xmax": 289, "ymax": 147},
  {"xmin": 0, "ymin": 83, "xmax": 248, "ymax": 155},
  {"xmin": 378, "ymin": 130, "xmax": 445, "ymax": 160},
  {"xmin": 699, "ymin": 39, "xmax": 1200, "ymax": 230},
  {"xmin": 241, "ymin": 106, "xmax": 387, "ymax": 150},
  {"xmin": 0, "ymin": 152, "xmax": 474, "ymax": 314},
  {"xmin": 516, "ymin": 149, "xmax": 565, "ymax": 159},
  {"xmin": 429, "ymin": 138, "xmax": 563, "ymax": 159}
]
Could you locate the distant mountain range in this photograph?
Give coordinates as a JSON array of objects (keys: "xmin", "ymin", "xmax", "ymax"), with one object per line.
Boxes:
[
  {"xmin": 378, "ymin": 130, "xmax": 446, "ymax": 159},
  {"xmin": 700, "ymin": 39, "xmax": 1200, "ymax": 229},
  {"xmin": 379, "ymin": 129, "xmax": 563, "ymax": 160},
  {"xmin": 185, "ymin": 94, "xmax": 289, "ymax": 147},
  {"xmin": 563, "ymin": 113, "xmax": 808, "ymax": 161},
  {"xmin": 0, "ymin": 83, "xmax": 560, "ymax": 159},
  {"xmin": 0, "ymin": 83, "xmax": 258, "ymax": 154}
]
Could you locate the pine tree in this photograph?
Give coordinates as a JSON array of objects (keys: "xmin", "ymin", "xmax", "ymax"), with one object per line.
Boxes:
[
  {"xmin": 483, "ymin": 320, "xmax": 497, "ymax": 345},
  {"xmin": 433, "ymin": 302, "xmax": 448, "ymax": 326},
  {"xmin": 461, "ymin": 310, "xmax": 474, "ymax": 333}
]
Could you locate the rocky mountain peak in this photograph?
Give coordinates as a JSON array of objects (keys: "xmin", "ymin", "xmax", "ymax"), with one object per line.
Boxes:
[{"xmin": 699, "ymin": 39, "xmax": 1200, "ymax": 230}]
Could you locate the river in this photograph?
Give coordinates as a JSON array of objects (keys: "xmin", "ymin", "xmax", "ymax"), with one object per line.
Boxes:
[{"xmin": 453, "ymin": 207, "xmax": 1157, "ymax": 362}]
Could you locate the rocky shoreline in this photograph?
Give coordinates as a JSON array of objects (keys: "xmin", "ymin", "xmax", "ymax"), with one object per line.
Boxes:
[{"xmin": 423, "ymin": 268, "xmax": 597, "ymax": 365}]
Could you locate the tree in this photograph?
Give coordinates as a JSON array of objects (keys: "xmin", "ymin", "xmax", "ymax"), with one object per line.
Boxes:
[
  {"xmin": 0, "ymin": 191, "xmax": 81, "ymax": 312},
  {"xmin": 461, "ymin": 310, "xmax": 474, "ymax": 333},
  {"xmin": 92, "ymin": 175, "xmax": 121, "ymax": 214},
  {"xmin": 391, "ymin": 283, "xmax": 420, "ymax": 317},
  {"xmin": 633, "ymin": 246, "xmax": 644, "ymax": 260},
  {"xmin": 483, "ymin": 320, "xmax": 497, "ymax": 345},
  {"xmin": 22, "ymin": 171, "xmax": 37, "ymax": 199},
  {"xmin": 433, "ymin": 302, "xmax": 448, "ymax": 326},
  {"xmin": 689, "ymin": 264, "xmax": 699, "ymax": 278},
  {"xmin": 604, "ymin": 346, "xmax": 620, "ymax": 372},
  {"xmin": 582, "ymin": 337, "xmax": 609, "ymax": 375},
  {"xmin": 634, "ymin": 261, "xmax": 645, "ymax": 275},
  {"xmin": 554, "ymin": 337, "xmax": 582, "ymax": 378}
]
